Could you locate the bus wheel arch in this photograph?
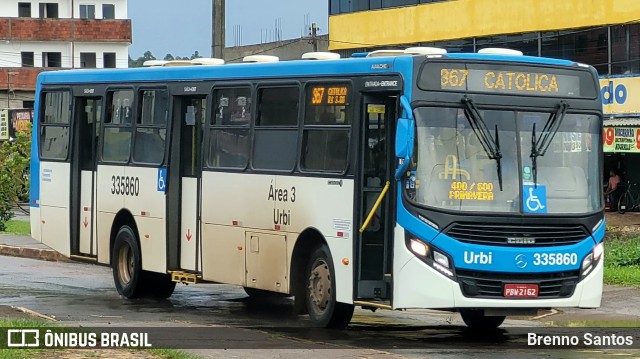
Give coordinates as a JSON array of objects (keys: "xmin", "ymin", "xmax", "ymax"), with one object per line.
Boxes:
[{"xmin": 291, "ymin": 228, "xmax": 327, "ymax": 315}]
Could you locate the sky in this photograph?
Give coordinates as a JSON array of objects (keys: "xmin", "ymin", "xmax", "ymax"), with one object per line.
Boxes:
[{"xmin": 128, "ymin": 0, "xmax": 328, "ymax": 59}]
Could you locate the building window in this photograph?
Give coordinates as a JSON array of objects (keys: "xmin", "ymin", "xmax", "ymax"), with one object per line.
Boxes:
[
  {"xmin": 42, "ymin": 52, "xmax": 62, "ymax": 68},
  {"xmin": 21, "ymin": 52, "xmax": 34, "ymax": 67},
  {"xmin": 102, "ymin": 4, "xmax": 115, "ymax": 19},
  {"xmin": 103, "ymin": 53, "xmax": 116, "ymax": 68},
  {"xmin": 18, "ymin": 3, "xmax": 31, "ymax": 17},
  {"xmin": 79, "ymin": 4, "xmax": 96, "ymax": 19},
  {"xmin": 80, "ymin": 53, "xmax": 97, "ymax": 68},
  {"xmin": 23, "ymin": 101, "xmax": 34, "ymax": 109},
  {"xmin": 252, "ymin": 86, "xmax": 300, "ymax": 171},
  {"xmin": 39, "ymin": 3, "xmax": 59, "ymax": 18}
]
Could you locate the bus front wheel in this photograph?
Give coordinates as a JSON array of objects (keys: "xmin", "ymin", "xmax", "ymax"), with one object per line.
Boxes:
[
  {"xmin": 305, "ymin": 245, "xmax": 354, "ymax": 328},
  {"xmin": 460, "ymin": 309, "xmax": 505, "ymax": 330},
  {"xmin": 112, "ymin": 225, "xmax": 145, "ymax": 299}
]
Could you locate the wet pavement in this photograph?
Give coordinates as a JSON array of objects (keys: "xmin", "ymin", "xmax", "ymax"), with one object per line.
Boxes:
[
  {"xmin": 0, "ymin": 254, "xmax": 638, "ymax": 358},
  {"xmin": 1, "ymin": 218, "xmax": 640, "ymax": 357}
]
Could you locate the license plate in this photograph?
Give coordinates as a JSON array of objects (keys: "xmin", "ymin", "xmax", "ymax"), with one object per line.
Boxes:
[{"xmin": 504, "ymin": 284, "xmax": 538, "ymax": 298}]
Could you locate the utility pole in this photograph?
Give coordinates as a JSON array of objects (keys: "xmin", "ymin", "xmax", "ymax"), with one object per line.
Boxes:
[
  {"xmin": 212, "ymin": 0, "xmax": 225, "ymax": 59},
  {"xmin": 309, "ymin": 22, "xmax": 318, "ymax": 52}
]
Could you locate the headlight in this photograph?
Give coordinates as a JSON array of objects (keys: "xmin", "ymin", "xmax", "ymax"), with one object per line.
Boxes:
[
  {"xmin": 581, "ymin": 243, "xmax": 604, "ymax": 277},
  {"xmin": 410, "ymin": 239, "xmax": 429, "ymax": 257},
  {"xmin": 406, "ymin": 232, "xmax": 455, "ymax": 279}
]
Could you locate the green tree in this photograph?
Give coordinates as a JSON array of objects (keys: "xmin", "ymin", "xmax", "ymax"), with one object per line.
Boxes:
[
  {"xmin": 129, "ymin": 51, "xmax": 157, "ymax": 68},
  {"xmin": 164, "ymin": 53, "xmax": 175, "ymax": 61},
  {"xmin": 0, "ymin": 123, "xmax": 31, "ymax": 231}
]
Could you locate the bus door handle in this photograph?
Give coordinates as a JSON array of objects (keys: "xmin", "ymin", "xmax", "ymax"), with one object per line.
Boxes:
[{"xmin": 359, "ymin": 181, "xmax": 390, "ymax": 233}]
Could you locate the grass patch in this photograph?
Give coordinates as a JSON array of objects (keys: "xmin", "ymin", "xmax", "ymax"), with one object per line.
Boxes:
[
  {"xmin": 0, "ymin": 220, "xmax": 30, "ymax": 236},
  {"xmin": 147, "ymin": 349, "xmax": 202, "ymax": 359},
  {"xmin": 604, "ymin": 234, "xmax": 640, "ymax": 287}
]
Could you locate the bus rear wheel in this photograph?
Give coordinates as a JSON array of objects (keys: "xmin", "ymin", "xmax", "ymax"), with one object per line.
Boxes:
[
  {"xmin": 460, "ymin": 309, "xmax": 505, "ymax": 330},
  {"xmin": 112, "ymin": 225, "xmax": 145, "ymax": 299},
  {"xmin": 305, "ymin": 245, "xmax": 354, "ymax": 328}
]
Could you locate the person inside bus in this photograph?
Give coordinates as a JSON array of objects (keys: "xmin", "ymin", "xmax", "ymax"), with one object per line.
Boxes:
[{"xmin": 604, "ymin": 169, "xmax": 622, "ymax": 211}]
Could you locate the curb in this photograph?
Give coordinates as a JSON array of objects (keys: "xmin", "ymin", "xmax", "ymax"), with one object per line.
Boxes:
[{"xmin": 0, "ymin": 244, "xmax": 71, "ymax": 263}]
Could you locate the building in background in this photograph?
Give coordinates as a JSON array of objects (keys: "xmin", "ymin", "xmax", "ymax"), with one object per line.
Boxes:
[
  {"xmin": 329, "ymin": 0, "xmax": 640, "ymax": 75},
  {"xmin": 0, "ymin": 0, "xmax": 131, "ymax": 109},
  {"xmin": 329, "ymin": 0, "xmax": 640, "ymax": 185}
]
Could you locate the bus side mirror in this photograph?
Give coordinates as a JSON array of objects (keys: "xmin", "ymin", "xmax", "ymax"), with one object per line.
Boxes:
[{"xmin": 395, "ymin": 117, "xmax": 414, "ymax": 179}]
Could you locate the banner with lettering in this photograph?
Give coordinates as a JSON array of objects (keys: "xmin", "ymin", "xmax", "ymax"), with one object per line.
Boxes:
[
  {"xmin": 600, "ymin": 77, "xmax": 640, "ymax": 115},
  {"xmin": 603, "ymin": 127, "xmax": 640, "ymax": 152},
  {"xmin": 0, "ymin": 110, "xmax": 9, "ymax": 141}
]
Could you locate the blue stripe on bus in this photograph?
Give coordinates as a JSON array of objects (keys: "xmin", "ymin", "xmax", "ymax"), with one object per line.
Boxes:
[
  {"xmin": 30, "ymin": 81, "xmax": 41, "ymax": 208},
  {"xmin": 431, "ymin": 232, "xmax": 595, "ymax": 273},
  {"xmin": 36, "ymin": 57, "xmax": 405, "ymax": 84}
]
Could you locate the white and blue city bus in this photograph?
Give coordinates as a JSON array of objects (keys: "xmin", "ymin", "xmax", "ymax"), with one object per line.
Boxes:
[{"xmin": 30, "ymin": 47, "xmax": 604, "ymax": 329}]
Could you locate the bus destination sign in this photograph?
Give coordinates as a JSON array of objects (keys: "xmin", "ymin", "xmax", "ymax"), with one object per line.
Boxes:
[
  {"xmin": 440, "ymin": 68, "xmax": 580, "ymax": 96},
  {"xmin": 310, "ymin": 86, "xmax": 348, "ymax": 105},
  {"xmin": 419, "ymin": 63, "xmax": 597, "ymax": 98}
]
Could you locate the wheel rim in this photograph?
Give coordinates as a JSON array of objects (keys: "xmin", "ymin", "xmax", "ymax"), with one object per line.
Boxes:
[
  {"xmin": 117, "ymin": 243, "xmax": 134, "ymax": 285},
  {"xmin": 308, "ymin": 259, "xmax": 332, "ymax": 314}
]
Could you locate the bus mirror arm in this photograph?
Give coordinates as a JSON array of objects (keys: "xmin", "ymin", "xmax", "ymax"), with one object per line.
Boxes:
[{"xmin": 395, "ymin": 96, "xmax": 414, "ymax": 180}]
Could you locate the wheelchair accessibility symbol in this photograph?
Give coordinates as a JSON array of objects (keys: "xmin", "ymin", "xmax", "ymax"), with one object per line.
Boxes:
[
  {"xmin": 523, "ymin": 184, "xmax": 547, "ymax": 213},
  {"xmin": 157, "ymin": 168, "xmax": 167, "ymax": 193}
]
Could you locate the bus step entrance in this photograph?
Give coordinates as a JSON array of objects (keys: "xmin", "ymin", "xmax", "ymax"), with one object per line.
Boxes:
[
  {"xmin": 170, "ymin": 271, "xmax": 199, "ymax": 284},
  {"xmin": 354, "ymin": 300, "xmax": 392, "ymax": 312}
]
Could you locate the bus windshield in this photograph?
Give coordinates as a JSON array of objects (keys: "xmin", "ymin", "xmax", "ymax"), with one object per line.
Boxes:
[{"xmin": 409, "ymin": 106, "xmax": 601, "ymax": 214}]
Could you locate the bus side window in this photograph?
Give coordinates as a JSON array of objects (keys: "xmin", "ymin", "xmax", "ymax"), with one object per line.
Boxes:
[
  {"xmin": 209, "ymin": 87, "xmax": 251, "ymax": 169},
  {"xmin": 133, "ymin": 89, "xmax": 168, "ymax": 164},
  {"xmin": 301, "ymin": 84, "xmax": 351, "ymax": 173},
  {"xmin": 102, "ymin": 89, "xmax": 134, "ymax": 162},
  {"xmin": 40, "ymin": 91, "xmax": 71, "ymax": 160}
]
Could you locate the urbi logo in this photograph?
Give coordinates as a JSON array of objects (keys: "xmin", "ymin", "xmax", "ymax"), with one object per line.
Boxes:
[
  {"xmin": 601, "ymin": 80, "xmax": 627, "ymax": 105},
  {"xmin": 463, "ymin": 251, "xmax": 493, "ymax": 265}
]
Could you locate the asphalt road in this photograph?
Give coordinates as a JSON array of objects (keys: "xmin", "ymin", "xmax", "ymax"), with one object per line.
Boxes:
[{"xmin": 0, "ymin": 255, "xmax": 638, "ymax": 358}]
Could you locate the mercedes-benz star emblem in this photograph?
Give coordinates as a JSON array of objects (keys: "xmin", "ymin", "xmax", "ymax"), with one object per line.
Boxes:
[{"xmin": 515, "ymin": 254, "xmax": 528, "ymax": 269}]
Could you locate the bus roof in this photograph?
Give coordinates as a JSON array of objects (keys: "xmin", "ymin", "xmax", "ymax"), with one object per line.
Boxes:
[{"xmin": 36, "ymin": 52, "xmax": 583, "ymax": 85}]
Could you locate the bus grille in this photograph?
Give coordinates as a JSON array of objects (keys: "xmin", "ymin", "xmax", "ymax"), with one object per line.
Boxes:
[
  {"xmin": 444, "ymin": 222, "xmax": 589, "ymax": 247},
  {"xmin": 456, "ymin": 269, "xmax": 580, "ymax": 299}
]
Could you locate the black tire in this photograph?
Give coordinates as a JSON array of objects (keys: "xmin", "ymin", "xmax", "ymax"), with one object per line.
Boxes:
[
  {"xmin": 305, "ymin": 245, "xmax": 354, "ymax": 328},
  {"xmin": 618, "ymin": 193, "xmax": 630, "ymax": 214},
  {"xmin": 460, "ymin": 309, "xmax": 505, "ymax": 330},
  {"xmin": 112, "ymin": 225, "xmax": 145, "ymax": 299},
  {"xmin": 145, "ymin": 272, "xmax": 176, "ymax": 299}
]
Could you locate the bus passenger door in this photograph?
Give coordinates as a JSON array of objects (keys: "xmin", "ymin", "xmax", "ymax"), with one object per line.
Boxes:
[
  {"xmin": 71, "ymin": 96, "xmax": 101, "ymax": 258},
  {"xmin": 175, "ymin": 96, "xmax": 206, "ymax": 273},
  {"xmin": 357, "ymin": 95, "xmax": 396, "ymax": 300}
]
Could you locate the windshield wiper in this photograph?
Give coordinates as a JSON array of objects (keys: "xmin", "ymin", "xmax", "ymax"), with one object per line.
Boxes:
[
  {"xmin": 529, "ymin": 101, "xmax": 569, "ymax": 186},
  {"xmin": 461, "ymin": 97, "xmax": 503, "ymax": 191}
]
